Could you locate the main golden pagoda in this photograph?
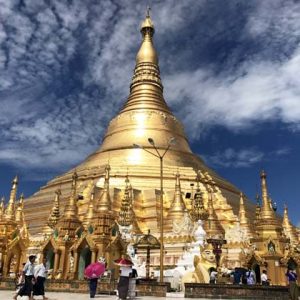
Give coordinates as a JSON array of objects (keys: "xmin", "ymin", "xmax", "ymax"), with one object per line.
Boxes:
[{"xmin": 1, "ymin": 11, "xmax": 299, "ymax": 286}]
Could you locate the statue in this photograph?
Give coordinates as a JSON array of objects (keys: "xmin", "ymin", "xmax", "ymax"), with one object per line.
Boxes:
[
  {"xmin": 69, "ymin": 254, "xmax": 74, "ymax": 273},
  {"xmin": 181, "ymin": 243, "xmax": 221, "ymax": 289},
  {"xmin": 55, "ymin": 269, "xmax": 62, "ymax": 279}
]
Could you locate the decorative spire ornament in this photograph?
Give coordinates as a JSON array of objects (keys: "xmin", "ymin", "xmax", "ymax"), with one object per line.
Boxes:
[
  {"xmin": 15, "ymin": 193, "xmax": 24, "ymax": 224},
  {"xmin": 239, "ymin": 192, "xmax": 253, "ymax": 238},
  {"xmin": 64, "ymin": 171, "xmax": 79, "ymax": 218},
  {"xmin": 83, "ymin": 191, "xmax": 95, "ymax": 229},
  {"xmin": 282, "ymin": 205, "xmax": 298, "ymax": 245},
  {"xmin": 5, "ymin": 176, "xmax": 18, "ymax": 221},
  {"xmin": 118, "ymin": 176, "xmax": 133, "ymax": 227},
  {"xmin": 167, "ymin": 171, "xmax": 186, "ymax": 220},
  {"xmin": 0, "ymin": 197, "xmax": 4, "ymax": 220},
  {"xmin": 260, "ymin": 170, "xmax": 275, "ymax": 220},
  {"xmin": 97, "ymin": 165, "xmax": 112, "ymax": 212},
  {"xmin": 190, "ymin": 170, "xmax": 209, "ymax": 222},
  {"xmin": 47, "ymin": 189, "xmax": 61, "ymax": 228}
]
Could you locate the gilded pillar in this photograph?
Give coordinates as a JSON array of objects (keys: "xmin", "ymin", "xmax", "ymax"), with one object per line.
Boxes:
[
  {"xmin": 53, "ymin": 250, "xmax": 60, "ymax": 274},
  {"xmin": 91, "ymin": 250, "xmax": 96, "ymax": 263},
  {"xmin": 74, "ymin": 252, "xmax": 79, "ymax": 276}
]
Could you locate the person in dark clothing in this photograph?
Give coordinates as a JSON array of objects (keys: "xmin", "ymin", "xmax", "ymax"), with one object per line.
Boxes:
[
  {"xmin": 286, "ymin": 268, "xmax": 299, "ymax": 300},
  {"xmin": 33, "ymin": 257, "xmax": 48, "ymax": 300},
  {"xmin": 14, "ymin": 255, "xmax": 36, "ymax": 300},
  {"xmin": 89, "ymin": 277, "xmax": 98, "ymax": 298}
]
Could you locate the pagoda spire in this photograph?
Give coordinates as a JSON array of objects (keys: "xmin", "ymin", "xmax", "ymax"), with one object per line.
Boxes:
[
  {"xmin": 118, "ymin": 176, "xmax": 134, "ymax": 226},
  {"xmin": 64, "ymin": 171, "xmax": 79, "ymax": 218},
  {"xmin": 97, "ymin": 165, "xmax": 111, "ymax": 212},
  {"xmin": 0, "ymin": 197, "xmax": 4, "ymax": 220},
  {"xmin": 47, "ymin": 189, "xmax": 61, "ymax": 228},
  {"xmin": 282, "ymin": 205, "xmax": 298, "ymax": 245},
  {"xmin": 167, "ymin": 171, "xmax": 186, "ymax": 220},
  {"xmin": 239, "ymin": 192, "xmax": 253, "ymax": 238},
  {"xmin": 15, "ymin": 193, "xmax": 24, "ymax": 224},
  {"xmin": 204, "ymin": 187, "xmax": 224, "ymax": 238},
  {"xmin": 5, "ymin": 176, "xmax": 18, "ymax": 221},
  {"xmin": 83, "ymin": 191, "xmax": 95, "ymax": 229},
  {"xmin": 121, "ymin": 9, "xmax": 170, "ymax": 114},
  {"xmin": 260, "ymin": 170, "xmax": 275, "ymax": 220}
]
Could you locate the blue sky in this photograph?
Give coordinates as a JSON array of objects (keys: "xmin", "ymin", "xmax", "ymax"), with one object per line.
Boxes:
[{"xmin": 0, "ymin": 1, "xmax": 299, "ymax": 226}]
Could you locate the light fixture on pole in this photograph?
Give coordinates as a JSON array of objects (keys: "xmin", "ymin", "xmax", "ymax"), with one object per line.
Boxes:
[{"xmin": 133, "ymin": 137, "xmax": 175, "ymax": 283}]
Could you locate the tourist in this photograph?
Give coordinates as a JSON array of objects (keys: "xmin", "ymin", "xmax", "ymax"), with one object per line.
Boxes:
[
  {"xmin": 33, "ymin": 257, "xmax": 48, "ymax": 300},
  {"xmin": 13, "ymin": 255, "xmax": 36, "ymax": 300},
  {"xmin": 261, "ymin": 270, "xmax": 270, "ymax": 286},
  {"xmin": 128, "ymin": 267, "xmax": 138, "ymax": 299},
  {"xmin": 286, "ymin": 268, "xmax": 299, "ymax": 300},
  {"xmin": 245, "ymin": 267, "xmax": 256, "ymax": 285},
  {"xmin": 117, "ymin": 265, "xmax": 132, "ymax": 300},
  {"xmin": 209, "ymin": 268, "xmax": 218, "ymax": 284}
]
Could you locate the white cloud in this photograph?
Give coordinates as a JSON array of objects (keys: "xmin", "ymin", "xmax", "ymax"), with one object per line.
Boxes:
[
  {"xmin": 164, "ymin": 48, "xmax": 300, "ymax": 138},
  {"xmin": 0, "ymin": 0, "xmax": 300, "ymax": 177},
  {"xmin": 202, "ymin": 148, "xmax": 264, "ymax": 168}
]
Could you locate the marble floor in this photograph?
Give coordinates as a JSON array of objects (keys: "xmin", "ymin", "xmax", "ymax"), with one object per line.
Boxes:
[{"xmin": 0, "ymin": 290, "xmax": 257, "ymax": 300}]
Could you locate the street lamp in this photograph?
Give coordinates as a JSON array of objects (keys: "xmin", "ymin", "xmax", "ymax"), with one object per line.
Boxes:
[{"xmin": 133, "ymin": 137, "xmax": 175, "ymax": 283}]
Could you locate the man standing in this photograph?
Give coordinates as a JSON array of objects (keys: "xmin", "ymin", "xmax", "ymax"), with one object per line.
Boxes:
[
  {"xmin": 33, "ymin": 257, "xmax": 48, "ymax": 300},
  {"xmin": 13, "ymin": 255, "xmax": 36, "ymax": 300},
  {"xmin": 245, "ymin": 267, "xmax": 256, "ymax": 285},
  {"xmin": 286, "ymin": 268, "xmax": 299, "ymax": 300},
  {"xmin": 261, "ymin": 270, "xmax": 270, "ymax": 286}
]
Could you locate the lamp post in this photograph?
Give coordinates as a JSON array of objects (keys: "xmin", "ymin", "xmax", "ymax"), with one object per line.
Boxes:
[{"xmin": 133, "ymin": 137, "xmax": 175, "ymax": 283}]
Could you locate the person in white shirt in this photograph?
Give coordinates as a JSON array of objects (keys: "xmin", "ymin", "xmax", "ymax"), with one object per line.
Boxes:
[
  {"xmin": 13, "ymin": 255, "xmax": 36, "ymax": 300},
  {"xmin": 33, "ymin": 257, "xmax": 48, "ymax": 300},
  {"xmin": 261, "ymin": 270, "xmax": 270, "ymax": 286},
  {"xmin": 209, "ymin": 268, "xmax": 218, "ymax": 284}
]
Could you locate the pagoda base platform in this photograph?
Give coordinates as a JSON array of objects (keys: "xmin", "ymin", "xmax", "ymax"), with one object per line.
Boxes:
[
  {"xmin": 184, "ymin": 283, "xmax": 290, "ymax": 299},
  {"xmin": 0, "ymin": 278, "xmax": 170, "ymax": 297}
]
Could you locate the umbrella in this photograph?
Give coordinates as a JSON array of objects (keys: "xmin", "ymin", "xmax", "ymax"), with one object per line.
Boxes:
[
  {"xmin": 84, "ymin": 262, "xmax": 105, "ymax": 279},
  {"xmin": 114, "ymin": 257, "xmax": 133, "ymax": 267}
]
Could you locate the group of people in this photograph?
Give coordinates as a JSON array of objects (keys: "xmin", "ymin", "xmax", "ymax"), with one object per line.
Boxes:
[
  {"xmin": 13, "ymin": 255, "xmax": 48, "ymax": 300},
  {"xmin": 209, "ymin": 267, "xmax": 271, "ymax": 286},
  {"xmin": 209, "ymin": 266, "xmax": 299, "ymax": 300},
  {"xmin": 87, "ymin": 260, "xmax": 138, "ymax": 299}
]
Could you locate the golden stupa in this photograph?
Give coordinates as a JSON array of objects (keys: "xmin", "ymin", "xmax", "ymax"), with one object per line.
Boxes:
[
  {"xmin": 1, "ymin": 11, "xmax": 300, "ymax": 287},
  {"xmin": 24, "ymin": 11, "xmax": 253, "ymax": 237}
]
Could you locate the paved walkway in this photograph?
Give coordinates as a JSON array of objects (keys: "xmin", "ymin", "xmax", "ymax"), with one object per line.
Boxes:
[
  {"xmin": 0, "ymin": 291, "xmax": 210, "ymax": 300},
  {"xmin": 1, "ymin": 290, "xmax": 263, "ymax": 299}
]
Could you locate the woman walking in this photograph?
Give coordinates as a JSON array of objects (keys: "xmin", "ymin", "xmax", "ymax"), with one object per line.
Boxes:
[
  {"xmin": 117, "ymin": 265, "xmax": 132, "ymax": 300},
  {"xmin": 33, "ymin": 257, "xmax": 48, "ymax": 300},
  {"xmin": 13, "ymin": 255, "xmax": 36, "ymax": 300}
]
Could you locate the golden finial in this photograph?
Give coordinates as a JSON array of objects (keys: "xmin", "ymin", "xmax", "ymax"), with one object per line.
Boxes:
[
  {"xmin": 15, "ymin": 193, "xmax": 24, "ymax": 224},
  {"xmin": 83, "ymin": 191, "xmax": 95, "ymax": 229},
  {"xmin": 47, "ymin": 189, "xmax": 61, "ymax": 228},
  {"xmin": 239, "ymin": 192, "xmax": 253, "ymax": 237},
  {"xmin": 118, "ymin": 176, "xmax": 133, "ymax": 226},
  {"xmin": 203, "ymin": 189, "xmax": 224, "ymax": 238},
  {"xmin": 282, "ymin": 204, "xmax": 298, "ymax": 245},
  {"xmin": 5, "ymin": 176, "xmax": 18, "ymax": 221},
  {"xmin": 136, "ymin": 7, "xmax": 157, "ymax": 65},
  {"xmin": 97, "ymin": 165, "xmax": 112, "ymax": 212},
  {"xmin": 0, "ymin": 197, "xmax": 4, "ymax": 220},
  {"xmin": 63, "ymin": 171, "xmax": 79, "ymax": 218},
  {"xmin": 259, "ymin": 170, "xmax": 275, "ymax": 219},
  {"xmin": 168, "ymin": 171, "xmax": 186, "ymax": 220}
]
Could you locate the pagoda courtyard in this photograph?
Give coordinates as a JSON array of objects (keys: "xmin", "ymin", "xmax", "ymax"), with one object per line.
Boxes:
[{"xmin": 0, "ymin": 9, "xmax": 299, "ymax": 300}]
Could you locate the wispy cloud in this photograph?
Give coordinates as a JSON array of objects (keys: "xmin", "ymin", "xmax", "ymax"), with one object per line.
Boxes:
[
  {"xmin": 202, "ymin": 146, "xmax": 291, "ymax": 169},
  {"xmin": 202, "ymin": 148, "xmax": 264, "ymax": 168},
  {"xmin": 0, "ymin": 0, "xmax": 299, "ymax": 177}
]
